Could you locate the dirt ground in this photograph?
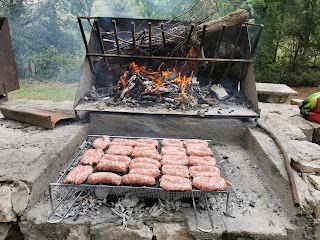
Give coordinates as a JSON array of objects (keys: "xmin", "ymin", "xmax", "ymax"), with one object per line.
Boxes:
[{"xmin": 291, "ymin": 86, "xmax": 319, "ymax": 99}]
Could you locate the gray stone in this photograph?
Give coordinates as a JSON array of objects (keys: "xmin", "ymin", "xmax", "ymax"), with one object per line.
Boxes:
[
  {"xmin": 153, "ymin": 223, "xmax": 192, "ymax": 240},
  {"xmin": 0, "ymin": 186, "xmax": 16, "ymax": 222},
  {"xmin": 308, "ymin": 175, "xmax": 320, "ymax": 191},
  {"xmin": 90, "ymin": 221, "xmax": 153, "ymax": 240},
  {"xmin": 288, "ymin": 140, "xmax": 320, "ymax": 173},
  {"xmin": 0, "ymin": 223, "xmax": 12, "ymax": 240},
  {"xmin": 10, "ymin": 181, "xmax": 30, "ymax": 215},
  {"xmin": 66, "ymin": 226, "xmax": 90, "ymax": 240}
]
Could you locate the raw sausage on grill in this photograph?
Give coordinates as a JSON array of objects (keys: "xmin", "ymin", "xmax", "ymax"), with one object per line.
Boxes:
[
  {"xmin": 96, "ymin": 160, "xmax": 128, "ymax": 173},
  {"xmin": 132, "ymin": 148, "xmax": 162, "ymax": 160},
  {"xmin": 192, "ymin": 176, "xmax": 230, "ymax": 191},
  {"xmin": 87, "ymin": 172, "xmax": 122, "ymax": 185},
  {"xmin": 129, "ymin": 162, "xmax": 159, "ymax": 170},
  {"xmin": 135, "ymin": 138, "xmax": 158, "ymax": 146},
  {"xmin": 92, "ymin": 135, "xmax": 110, "ymax": 149},
  {"xmin": 109, "ymin": 140, "xmax": 136, "ymax": 147},
  {"xmin": 102, "ymin": 154, "xmax": 131, "ymax": 165},
  {"xmin": 122, "ymin": 173, "xmax": 156, "ymax": 186},
  {"xmin": 161, "ymin": 155, "xmax": 189, "ymax": 166},
  {"xmin": 129, "ymin": 168, "xmax": 161, "ymax": 178},
  {"xmin": 189, "ymin": 165, "xmax": 220, "ymax": 176},
  {"xmin": 188, "ymin": 156, "xmax": 216, "ymax": 166},
  {"xmin": 160, "ymin": 175, "xmax": 192, "ymax": 191},
  {"xmin": 161, "ymin": 164, "xmax": 189, "ymax": 178},
  {"xmin": 130, "ymin": 157, "xmax": 161, "ymax": 168},
  {"xmin": 161, "ymin": 139, "xmax": 184, "ymax": 147},
  {"xmin": 161, "ymin": 146, "xmax": 186, "ymax": 155},
  {"xmin": 80, "ymin": 149, "xmax": 104, "ymax": 165},
  {"xmin": 186, "ymin": 147, "xmax": 213, "ymax": 157},
  {"xmin": 107, "ymin": 145, "xmax": 134, "ymax": 156},
  {"xmin": 64, "ymin": 165, "xmax": 93, "ymax": 184},
  {"xmin": 183, "ymin": 139, "xmax": 208, "ymax": 147}
]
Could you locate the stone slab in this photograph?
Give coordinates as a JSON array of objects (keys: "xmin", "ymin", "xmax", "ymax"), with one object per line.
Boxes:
[
  {"xmin": 0, "ymin": 100, "xmax": 88, "ymax": 207},
  {"xmin": 256, "ymin": 83, "xmax": 298, "ymax": 95}
]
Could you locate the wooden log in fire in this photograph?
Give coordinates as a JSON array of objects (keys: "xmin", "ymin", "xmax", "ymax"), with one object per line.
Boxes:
[{"xmin": 196, "ymin": 9, "xmax": 249, "ymax": 35}]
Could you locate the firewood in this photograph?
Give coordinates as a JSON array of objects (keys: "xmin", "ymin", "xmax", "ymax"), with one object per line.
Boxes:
[{"xmin": 196, "ymin": 9, "xmax": 249, "ymax": 35}]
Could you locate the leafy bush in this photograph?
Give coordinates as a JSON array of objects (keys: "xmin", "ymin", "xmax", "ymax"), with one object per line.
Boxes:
[{"xmin": 32, "ymin": 46, "xmax": 83, "ymax": 83}]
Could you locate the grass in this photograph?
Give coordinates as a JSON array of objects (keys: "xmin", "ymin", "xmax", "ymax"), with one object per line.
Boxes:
[{"xmin": 8, "ymin": 79, "xmax": 78, "ymax": 102}]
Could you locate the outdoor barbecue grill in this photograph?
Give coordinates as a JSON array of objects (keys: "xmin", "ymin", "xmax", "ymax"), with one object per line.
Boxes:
[
  {"xmin": 47, "ymin": 135, "xmax": 230, "ymax": 232},
  {"xmin": 47, "ymin": 13, "xmax": 263, "ymax": 233}
]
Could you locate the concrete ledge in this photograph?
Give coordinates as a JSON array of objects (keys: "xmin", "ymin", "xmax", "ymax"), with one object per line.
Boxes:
[{"xmin": 256, "ymin": 83, "xmax": 298, "ymax": 103}]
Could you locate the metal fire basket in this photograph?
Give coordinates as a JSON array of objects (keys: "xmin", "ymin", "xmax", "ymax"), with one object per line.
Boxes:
[
  {"xmin": 47, "ymin": 135, "xmax": 231, "ymax": 233},
  {"xmin": 74, "ymin": 16, "xmax": 263, "ymax": 118}
]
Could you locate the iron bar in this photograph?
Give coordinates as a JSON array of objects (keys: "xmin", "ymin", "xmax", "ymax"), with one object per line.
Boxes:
[
  {"xmin": 183, "ymin": 25, "xmax": 194, "ymax": 54},
  {"xmin": 112, "ymin": 20, "xmax": 120, "ymax": 55},
  {"xmin": 131, "ymin": 21, "xmax": 137, "ymax": 54},
  {"xmin": 94, "ymin": 20, "xmax": 108, "ymax": 65},
  {"xmin": 194, "ymin": 25, "xmax": 207, "ymax": 77},
  {"xmin": 225, "ymin": 24, "xmax": 244, "ymax": 75},
  {"xmin": 86, "ymin": 53, "xmax": 252, "ymax": 63},
  {"xmin": 160, "ymin": 24, "xmax": 167, "ymax": 56},
  {"xmin": 148, "ymin": 22, "xmax": 152, "ymax": 55},
  {"xmin": 77, "ymin": 17, "xmax": 89, "ymax": 53},
  {"xmin": 251, "ymin": 24, "xmax": 264, "ymax": 57},
  {"xmin": 209, "ymin": 24, "xmax": 226, "ymax": 78}
]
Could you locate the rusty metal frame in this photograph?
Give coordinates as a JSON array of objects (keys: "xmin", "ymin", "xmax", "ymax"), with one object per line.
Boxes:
[{"xmin": 0, "ymin": 17, "xmax": 19, "ymax": 99}]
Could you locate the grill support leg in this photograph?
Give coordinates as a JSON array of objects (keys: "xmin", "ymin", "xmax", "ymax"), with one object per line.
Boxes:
[{"xmin": 192, "ymin": 196, "xmax": 214, "ymax": 233}]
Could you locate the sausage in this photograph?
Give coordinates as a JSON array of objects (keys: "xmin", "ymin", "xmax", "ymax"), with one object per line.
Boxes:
[
  {"xmin": 87, "ymin": 172, "xmax": 122, "ymax": 185},
  {"xmin": 161, "ymin": 155, "xmax": 189, "ymax": 166},
  {"xmin": 107, "ymin": 145, "xmax": 134, "ymax": 156},
  {"xmin": 129, "ymin": 162, "xmax": 159, "ymax": 170},
  {"xmin": 132, "ymin": 148, "xmax": 162, "ymax": 160},
  {"xmin": 189, "ymin": 165, "xmax": 220, "ymax": 176},
  {"xmin": 92, "ymin": 135, "xmax": 110, "ymax": 149},
  {"xmin": 135, "ymin": 138, "xmax": 158, "ymax": 146},
  {"xmin": 188, "ymin": 156, "xmax": 216, "ymax": 166},
  {"xmin": 161, "ymin": 139, "xmax": 184, "ymax": 147},
  {"xmin": 192, "ymin": 176, "xmax": 231, "ymax": 191},
  {"xmin": 102, "ymin": 154, "xmax": 131, "ymax": 166},
  {"xmin": 96, "ymin": 160, "xmax": 128, "ymax": 173},
  {"xmin": 160, "ymin": 175, "xmax": 192, "ymax": 191},
  {"xmin": 130, "ymin": 157, "xmax": 161, "ymax": 168},
  {"xmin": 161, "ymin": 146, "xmax": 186, "ymax": 155},
  {"xmin": 134, "ymin": 142, "xmax": 158, "ymax": 148},
  {"xmin": 186, "ymin": 147, "xmax": 213, "ymax": 156},
  {"xmin": 183, "ymin": 139, "xmax": 208, "ymax": 147},
  {"xmin": 64, "ymin": 165, "xmax": 93, "ymax": 184},
  {"xmin": 129, "ymin": 168, "xmax": 160, "ymax": 178},
  {"xmin": 122, "ymin": 173, "xmax": 156, "ymax": 186},
  {"xmin": 80, "ymin": 149, "xmax": 104, "ymax": 165},
  {"xmin": 161, "ymin": 164, "xmax": 189, "ymax": 178}
]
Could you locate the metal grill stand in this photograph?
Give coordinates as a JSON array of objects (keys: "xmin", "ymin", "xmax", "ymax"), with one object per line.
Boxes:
[{"xmin": 47, "ymin": 136, "xmax": 230, "ymax": 232}]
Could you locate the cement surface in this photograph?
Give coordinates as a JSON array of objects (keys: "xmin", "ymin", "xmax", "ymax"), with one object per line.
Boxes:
[{"xmin": 1, "ymin": 100, "xmax": 320, "ymax": 239}]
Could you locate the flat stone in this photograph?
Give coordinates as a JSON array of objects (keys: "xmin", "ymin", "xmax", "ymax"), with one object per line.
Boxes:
[
  {"xmin": 0, "ymin": 186, "xmax": 16, "ymax": 222},
  {"xmin": 288, "ymin": 140, "xmax": 320, "ymax": 173},
  {"xmin": 10, "ymin": 181, "xmax": 30, "ymax": 215},
  {"xmin": 153, "ymin": 222, "xmax": 192, "ymax": 240},
  {"xmin": 256, "ymin": 83, "xmax": 297, "ymax": 103},
  {"xmin": 0, "ymin": 101, "xmax": 88, "ymax": 207},
  {"xmin": 308, "ymin": 175, "xmax": 320, "ymax": 191},
  {"xmin": 90, "ymin": 221, "xmax": 153, "ymax": 240},
  {"xmin": 0, "ymin": 223, "xmax": 12, "ymax": 240}
]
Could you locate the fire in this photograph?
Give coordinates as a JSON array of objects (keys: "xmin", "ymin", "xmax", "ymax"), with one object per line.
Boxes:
[{"xmin": 119, "ymin": 47, "xmax": 197, "ymax": 101}]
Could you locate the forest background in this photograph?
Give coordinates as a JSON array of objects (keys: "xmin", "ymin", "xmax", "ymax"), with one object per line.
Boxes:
[{"xmin": 1, "ymin": 0, "xmax": 320, "ymax": 88}]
